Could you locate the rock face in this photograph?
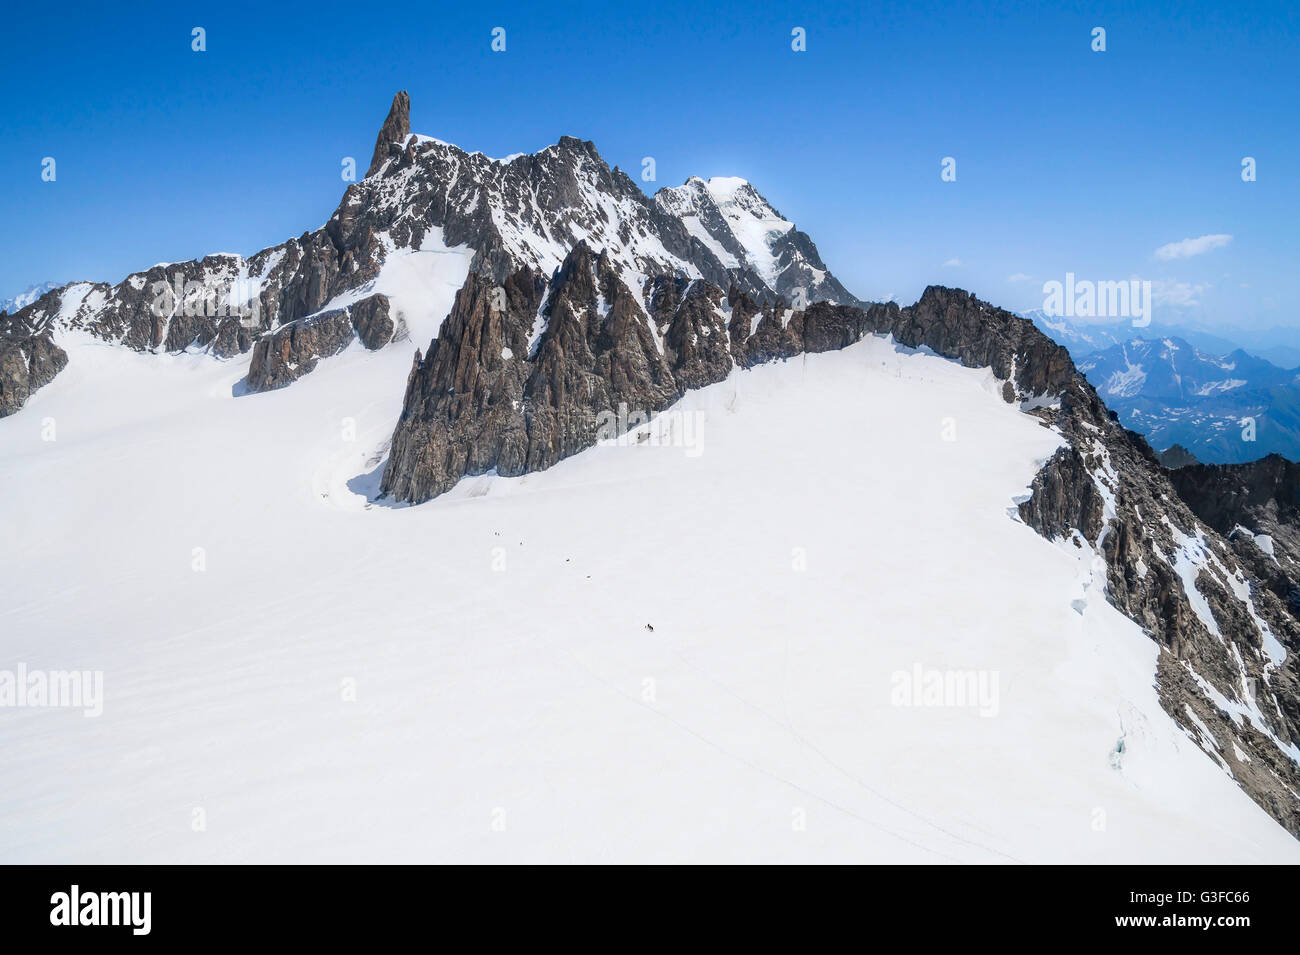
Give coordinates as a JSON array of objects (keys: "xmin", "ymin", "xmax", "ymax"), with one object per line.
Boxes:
[
  {"xmin": 367, "ymin": 91, "xmax": 410, "ymax": 177},
  {"xmin": 653, "ymin": 176, "xmax": 860, "ymax": 306},
  {"xmin": 1157, "ymin": 443, "xmax": 1199, "ymax": 469},
  {"xmin": 0, "ymin": 312, "xmax": 67, "ymax": 416},
  {"xmin": 383, "ymin": 276, "xmax": 1300, "ymax": 838},
  {"xmin": 382, "ymin": 246, "xmax": 668, "ymax": 503},
  {"xmin": 0, "ymin": 90, "xmax": 858, "ymax": 417},
  {"xmin": 1015, "ymin": 366, "xmax": 1300, "ymax": 833},
  {"xmin": 1169, "ymin": 454, "xmax": 1300, "ymax": 539},
  {"xmin": 349, "ymin": 293, "xmax": 396, "ymax": 350},
  {"xmin": 382, "ymin": 242, "xmax": 882, "ymax": 502},
  {"xmin": 1168, "ymin": 455, "xmax": 1300, "ymax": 617},
  {"xmin": 246, "ymin": 310, "xmax": 353, "ymax": 393},
  {"xmin": 246, "ymin": 293, "xmax": 393, "ymax": 392}
]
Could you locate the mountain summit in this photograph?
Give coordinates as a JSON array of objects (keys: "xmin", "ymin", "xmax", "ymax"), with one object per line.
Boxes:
[
  {"xmin": 2, "ymin": 93, "xmax": 1299, "ymax": 849},
  {"xmin": 0, "ymin": 93, "xmax": 859, "ymax": 415},
  {"xmin": 367, "ymin": 89, "xmax": 410, "ymax": 177}
]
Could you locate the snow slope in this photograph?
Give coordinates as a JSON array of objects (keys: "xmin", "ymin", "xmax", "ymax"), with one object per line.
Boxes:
[
  {"xmin": 656, "ymin": 176, "xmax": 796, "ymax": 291},
  {"xmin": 0, "ymin": 329, "xmax": 1297, "ymax": 863}
]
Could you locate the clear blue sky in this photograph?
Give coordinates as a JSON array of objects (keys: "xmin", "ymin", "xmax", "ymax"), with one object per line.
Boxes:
[{"xmin": 2, "ymin": 0, "xmax": 1296, "ymax": 331}]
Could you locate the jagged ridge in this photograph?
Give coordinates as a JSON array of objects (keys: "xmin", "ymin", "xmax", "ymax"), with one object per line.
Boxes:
[{"xmin": 0, "ymin": 92, "xmax": 859, "ymax": 415}]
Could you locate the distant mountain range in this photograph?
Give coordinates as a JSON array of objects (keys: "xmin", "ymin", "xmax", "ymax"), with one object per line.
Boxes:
[
  {"xmin": 1024, "ymin": 309, "xmax": 1300, "ymax": 371},
  {"xmin": 1028, "ymin": 312, "xmax": 1300, "ymax": 464},
  {"xmin": 0, "ymin": 281, "xmax": 59, "ymax": 315}
]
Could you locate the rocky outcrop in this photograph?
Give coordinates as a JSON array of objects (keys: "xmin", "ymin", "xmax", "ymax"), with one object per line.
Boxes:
[
  {"xmin": 367, "ymin": 91, "xmax": 410, "ymax": 178},
  {"xmin": 382, "ymin": 245, "xmax": 685, "ymax": 502},
  {"xmin": 653, "ymin": 176, "xmax": 862, "ymax": 307},
  {"xmin": 0, "ymin": 313, "xmax": 67, "ymax": 416},
  {"xmin": 863, "ymin": 286, "xmax": 1078, "ymax": 400},
  {"xmin": 383, "ymin": 281, "xmax": 1105, "ymax": 507},
  {"xmin": 383, "ymin": 251, "xmax": 890, "ymax": 502},
  {"xmin": 1157, "ymin": 443, "xmax": 1199, "ymax": 469},
  {"xmin": 1001, "ymin": 327, "xmax": 1300, "ymax": 837},
  {"xmin": 649, "ymin": 278, "xmax": 732, "ymax": 390},
  {"xmin": 246, "ymin": 310, "xmax": 354, "ymax": 393},
  {"xmin": 0, "ymin": 91, "xmax": 859, "ymax": 416},
  {"xmin": 1168, "ymin": 455, "xmax": 1300, "ymax": 618},
  {"xmin": 350, "ymin": 293, "xmax": 396, "ymax": 350},
  {"xmin": 382, "ymin": 275, "xmax": 1300, "ymax": 838},
  {"xmin": 246, "ymin": 293, "xmax": 394, "ymax": 392},
  {"xmin": 1018, "ymin": 446, "xmax": 1106, "ymax": 544},
  {"xmin": 1169, "ymin": 455, "xmax": 1300, "ymax": 539}
]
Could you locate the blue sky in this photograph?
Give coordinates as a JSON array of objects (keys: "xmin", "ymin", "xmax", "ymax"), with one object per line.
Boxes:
[{"xmin": 2, "ymin": 0, "xmax": 1296, "ymax": 332}]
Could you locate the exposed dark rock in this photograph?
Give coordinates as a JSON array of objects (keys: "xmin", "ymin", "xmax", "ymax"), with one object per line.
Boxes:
[
  {"xmin": 382, "ymin": 269, "xmax": 543, "ymax": 502},
  {"xmin": 1157, "ymin": 443, "xmax": 1200, "ymax": 469},
  {"xmin": 350, "ymin": 293, "xmax": 395, "ymax": 350},
  {"xmin": 0, "ymin": 313, "xmax": 67, "ymax": 417},
  {"xmin": 864, "ymin": 286, "xmax": 1076, "ymax": 400},
  {"xmin": 1169, "ymin": 455, "xmax": 1300, "ymax": 537},
  {"xmin": 381, "ymin": 275, "xmax": 1300, "ymax": 839},
  {"xmin": 1169, "ymin": 455, "xmax": 1300, "ymax": 617},
  {"xmin": 245, "ymin": 292, "xmax": 395, "ymax": 392},
  {"xmin": 1018, "ymin": 447, "xmax": 1106, "ymax": 544},
  {"xmin": 367, "ymin": 91, "xmax": 410, "ymax": 178},
  {"xmin": 8, "ymin": 89, "xmax": 1300, "ymax": 841},
  {"xmin": 246, "ymin": 310, "xmax": 354, "ymax": 393},
  {"xmin": 382, "ymin": 244, "xmax": 687, "ymax": 502},
  {"xmin": 650, "ymin": 279, "xmax": 733, "ymax": 391},
  {"xmin": 1, "ymin": 92, "xmax": 858, "ymax": 415}
]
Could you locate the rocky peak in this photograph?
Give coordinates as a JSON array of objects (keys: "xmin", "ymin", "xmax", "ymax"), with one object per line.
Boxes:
[
  {"xmin": 0, "ymin": 308, "xmax": 67, "ymax": 416},
  {"xmin": 0, "ymin": 92, "xmax": 866, "ymax": 419},
  {"xmin": 655, "ymin": 175, "xmax": 861, "ymax": 309},
  {"xmin": 367, "ymin": 90, "xmax": 411, "ymax": 177},
  {"xmin": 1157, "ymin": 444, "xmax": 1200, "ymax": 469}
]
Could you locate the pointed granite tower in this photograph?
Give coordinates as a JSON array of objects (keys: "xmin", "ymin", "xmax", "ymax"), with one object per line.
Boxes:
[{"xmin": 367, "ymin": 91, "xmax": 411, "ymax": 177}]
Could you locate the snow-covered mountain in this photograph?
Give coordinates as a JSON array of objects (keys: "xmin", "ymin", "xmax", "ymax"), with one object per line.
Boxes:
[
  {"xmin": 1025, "ymin": 308, "xmax": 1287, "ymax": 363},
  {"xmin": 0, "ymin": 92, "xmax": 858, "ymax": 418},
  {"xmin": 1076, "ymin": 337, "xmax": 1300, "ymax": 464},
  {"xmin": 2, "ymin": 92, "xmax": 1300, "ymax": 862},
  {"xmin": 0, "ymin": 281, "xmax": 59, "ymax": 315},
  {"xmin": 1028, "ymin": 308, "xmax": 1300, "ymax": 370},
  {"xmin": 1080, "ymin": 337, "xmax": 1293, "ymax": 401},
  {"xmin": 653, "ymin": 175, "xmax": 856, "ymax": 306}
]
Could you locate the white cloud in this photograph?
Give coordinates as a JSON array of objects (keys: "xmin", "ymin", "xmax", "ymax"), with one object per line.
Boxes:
[
  {"xmin": 943, "ymin": 258, "xmax": 963, "ymax": 268},
  {"xmin": 1151, "ymin": 279, "xmax": 1212, "ymax": 307},
  {"xmin": 1007, "ymin": 272, "xmax": 1033, "ymax": 283},
  {"xmin": 1154, "ymin": 233, "xmax": 1232, "ymax": 261}
]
